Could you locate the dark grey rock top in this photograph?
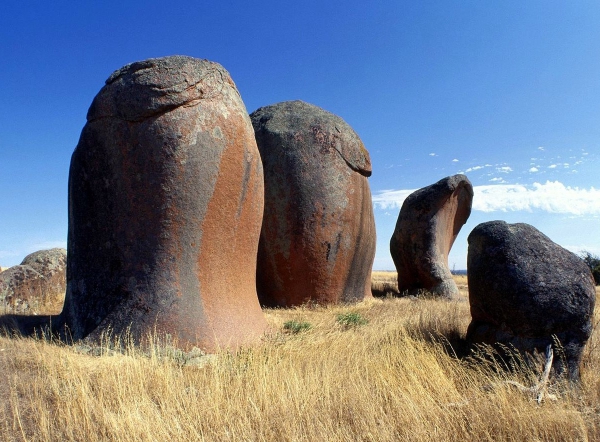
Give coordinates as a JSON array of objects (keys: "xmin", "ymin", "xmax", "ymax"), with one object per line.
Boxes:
[
  {"xmin": 88, "ymin": 55, "xmax": 238, "ymax": 122},
  {"xmin": 250, "ymin": 100, "xmax": 372, "ymax": 176}
]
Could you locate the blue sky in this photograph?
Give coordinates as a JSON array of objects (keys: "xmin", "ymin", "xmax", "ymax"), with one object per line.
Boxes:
[{"xmin": 1, "ymin": 1, "xmax": 599, "ymax": 269}]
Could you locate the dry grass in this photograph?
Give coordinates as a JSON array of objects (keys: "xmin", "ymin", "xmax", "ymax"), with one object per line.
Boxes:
[
  {"xmin": 370, "ymin": 272, "xmax": 469, "ymax": 298},
  {"xmin": 370, "ymin": 271, "xmax": 399, "ymax": 296},
  {"xmin": 0, "ymin": 280, "xmax": 598, "ymax": 441}
]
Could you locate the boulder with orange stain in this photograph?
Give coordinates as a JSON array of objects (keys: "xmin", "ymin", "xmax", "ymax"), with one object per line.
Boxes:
[
  {"xmin": 58, "ymin": 56, "xmax": 267, "ymax": 350},
  {"xmin": 390, "ymin": 174, "xmax": 473, "ymax": 299},
  {"xmin": 251, "ymin": 100, "xmax": 376, "ymax": 307}
]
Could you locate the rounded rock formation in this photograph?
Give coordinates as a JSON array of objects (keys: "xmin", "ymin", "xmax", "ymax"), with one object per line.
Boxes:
[
  {"xmin": 0, "ymin": 248, "xmax": 66, "ymax": 313},
  {"xmin": 466, "ymin": 221, "xmax": 595, "ymax": 380},
  {"xmin": 250, "ymin": 100, "xmax": 376, "ymax": 307},
  {"xmin": 390, "ymin": 174, "xmax": 473, "ymax": 298},
  {"xmin": 59, "ymin": 55, "xmax": 267, "ymax": 350}
]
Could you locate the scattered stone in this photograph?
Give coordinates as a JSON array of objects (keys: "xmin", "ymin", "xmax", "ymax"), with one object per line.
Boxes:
[
  {"xmin": 251, "ymin": 100, "xmax": 376, "ymax": 307},
  {"xmin": 0, "ymin": 248, "xmax": 66, "ymax": 313},
  {"xmin": 58, "ymin": 55, "xmax": 267, "ymax": 351},
  {"xmin": 390, "ymin": 174, "xmax": 473, "ymax": 298},
  {"xmin": 466, "ymin": 221, "xmax": 596, "ymax": 380}
]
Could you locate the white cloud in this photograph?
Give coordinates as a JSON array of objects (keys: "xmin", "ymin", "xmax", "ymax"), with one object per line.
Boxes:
[
  {"xmin": 452, "ymin": 159, "xmax": 459, "ymax": 162},
  {"xmin": 465, "ymin": 165, "xmax": 485, "ymax": 172},
  {"xmin": 372, "ymin": 181, "xmax": 600, "ymax": 216},
  {"xmin": 529, "ymin": 167, "xmax": 539, "ymax": 172},
  {"xmin": 489, "ymin": 177, "xmax": 505, "ymax": 183},
  {"xmin": 538, "ymin": 146, "xmax": 545, "ymax": 151},
  {"xmin": 473, "ymin": 181, "xmax": 600, "ymax": 215},
  {"xmin": 497, "ymin": 166, "xmax": 513, "ymax": 173},
  {"xmin": 548, "ymin": 164, "xmax": 557, "ymax": 169},
  {"xmin": 429, "ymin": 153, "xmax": 437, "ymax": 157},
  {"xmin": 372, "ymin": 189, "xmax": 416, "ymax": 210},
  {"xmin": 564, "ymin": 244, "xmax": 600, "ymax": 257}
]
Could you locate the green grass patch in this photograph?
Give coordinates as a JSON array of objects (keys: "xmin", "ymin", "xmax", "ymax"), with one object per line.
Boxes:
[
  {"xmin": 283, "ymin": 320, "xmax": 312, "ymax": 333},
  {"xmin": 336, "ymin": 312, "xmax": 368, "ymax": 328}
]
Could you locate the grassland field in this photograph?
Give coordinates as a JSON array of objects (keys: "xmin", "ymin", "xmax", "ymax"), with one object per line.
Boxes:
[{"xmin": 0, "ymin": 273, "xmax": 598, "ymax": 441}]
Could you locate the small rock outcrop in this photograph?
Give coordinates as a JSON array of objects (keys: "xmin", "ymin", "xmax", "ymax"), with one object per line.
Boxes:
[
  {"xmin": 390, "ymin": 174, "xmax": 473, "ymax": 298},
  {"xmin": 58, "ymin": 55, "xmax": 267, "ymax": 350},
  {"xmin": 251, "ymin": 100, "xmax": 376, "ymax": 307},
  {"xmin": 0, "ymin": 248, "xmax": 66, "ymax": 313},
  {"xmin": 466, "ymin": 221, "xmax": 596, "ymax": 380}
]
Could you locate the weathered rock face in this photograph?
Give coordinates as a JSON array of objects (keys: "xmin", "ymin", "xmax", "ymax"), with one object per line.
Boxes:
[
  {"xmin": 59, "ymin": 55, "xmax": 267, "ymax": 351},
  {"xmin": 250, "ymin": 100, "xmax": 376, "ymax": 307},
  {"xmin": 0, "ymin": 248, "xmax": 67, "ymax": 312},
  {"xmin": 390, "ymin": 174, "xmax": 473, "ymax": 298},
  {"xmin": 466, "ymin": 221, "xmax": 595, "ymax": 380}
]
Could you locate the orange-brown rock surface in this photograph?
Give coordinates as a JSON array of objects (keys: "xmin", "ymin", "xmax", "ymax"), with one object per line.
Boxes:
[
  {"xmin": 251, "ymin": 100, "xmax": 376, "ymax": 307},
  {"xmin": 390, "ymin": 174, "xmax": 473, "ymax": 298},
  {"xmin": 57, "ymin": 56, "xmax": 266, "ymax": 350}
]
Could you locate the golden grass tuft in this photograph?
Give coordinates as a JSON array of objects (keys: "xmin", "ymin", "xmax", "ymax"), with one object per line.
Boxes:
[
  {"xmin": 370, "ymin": 271, "xmax": 399, "ymax": 296},
  {"xmin": 0, "ymin": 280, "xmax": 598, "ymax": 441}
]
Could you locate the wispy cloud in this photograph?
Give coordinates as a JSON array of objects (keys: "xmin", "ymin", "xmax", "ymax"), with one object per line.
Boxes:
[
  {"xmin": 497, "ymin": 166, "xmax": 513, "ymax": 173},
  {"xmin": 372, "ymin": 189, "xmax": 415, "ymax": 210},
  {"xmin": 465, "ymin": 164, "xmax": 490, "ymax": 172},
  {"xmin": 372, "ymin": 181, "xmax": 600, "ymax": 216},
  {"xmin": 429, "ymin": 153, "xmax": 437, "ymax": 157}
]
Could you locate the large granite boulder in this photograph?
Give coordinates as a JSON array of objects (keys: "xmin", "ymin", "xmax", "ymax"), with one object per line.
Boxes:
[
  {"xmin": 0, "ymin": 248, "xmax": 66, "ymax": 312},
  {"xmin": 390, "ymin": 174, "xmax": 473, "ymax": 298},
  {"xmin": 58, "ymin": 56, "xmax": 267, "ymax": 350},
  {"xmin": 466, "ymin": 221, "xmax": 596, "ymax": 380},
  {"xmin": 250, "ymin": 100, "xmax": 376, "ymax": 307}
]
